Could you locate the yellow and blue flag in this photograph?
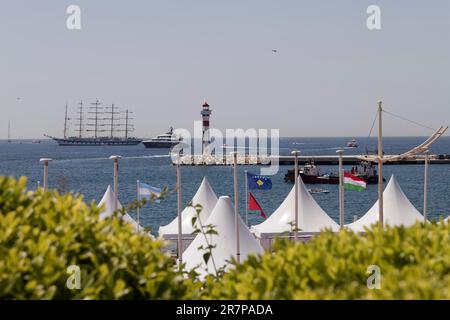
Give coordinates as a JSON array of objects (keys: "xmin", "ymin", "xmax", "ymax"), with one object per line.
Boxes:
[{"xmin": 247, "ymin": 172, "xmax": 272, "ymax": 190}]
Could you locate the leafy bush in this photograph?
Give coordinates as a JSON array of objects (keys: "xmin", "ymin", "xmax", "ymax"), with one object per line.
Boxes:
[
  {"xmin": 202, "ymin": 222, "xmax": 450, "ymax": 299},
  {"xmin": 0, "ymin": 176, "xmax": 198, "ymax": 299},
  {"xmin": 1, "ymin": 176, "xmax": 449, "ymax": 300}
]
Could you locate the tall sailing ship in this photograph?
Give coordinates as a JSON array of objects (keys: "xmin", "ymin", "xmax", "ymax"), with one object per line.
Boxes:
[{"xmin": 45, "ymin": 100, "xmax": 143, "ymax": 146}]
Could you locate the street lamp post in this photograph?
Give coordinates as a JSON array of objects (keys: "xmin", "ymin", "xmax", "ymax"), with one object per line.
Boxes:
[
  {"xmin": 109, "ymin": 155, "xmax": 122, "ymax": 212},
  {"xmin": 39, "ymin": 158, "xmax": 52, "ymax": 191},
  {"xmin": 291, "ymin": 150, "xmax": 300, "ymax": 241}
]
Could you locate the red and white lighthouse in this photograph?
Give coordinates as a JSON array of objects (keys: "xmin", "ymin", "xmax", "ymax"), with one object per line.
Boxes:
[{"xmin": 201, "ymin": 102, "xmax": 212, "ymax": 154}]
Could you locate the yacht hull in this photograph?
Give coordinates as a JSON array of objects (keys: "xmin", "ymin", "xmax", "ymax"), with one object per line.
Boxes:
[{"xmin": 142, "ymin": 140, "xmax": 181, "ymax": 148}]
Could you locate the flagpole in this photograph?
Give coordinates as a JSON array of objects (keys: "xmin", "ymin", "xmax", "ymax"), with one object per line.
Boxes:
[
  {"xmin": 232, "ymin": 152, "xmax": 240, "ymax": 263},
  {"xmin": 136, "ymin": 180, "xmax": 140, "ymax": 233},
  {"xmin": 423, "ymin": 149, "xmax": 429, "ymax": 222},
  {"xmin": 176, "ymin": 159, "xmax": 183, "ymax": 265},
  {"xmin": 291, "ymin": 150, "xmax": 300, "ymax": 242},
  {"xmin": 377, "ymin": 101, "xmax": 384, "ymax": 228},
  {"xmin": 245, "ymin": 170, "xmax": 248, "ymax": 226},
  {"xmin": 336, "ymin": 149, "xmax": 344, "ymax": 229}
]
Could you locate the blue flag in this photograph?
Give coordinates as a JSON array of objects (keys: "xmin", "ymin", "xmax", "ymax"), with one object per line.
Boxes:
[
  {"xmin": 138, "ymin": 181, "xmax": 162, "ymax": 203},
  {"xmin": 247, "ymin": 172, "xmax": 272, "ymax": 190}
]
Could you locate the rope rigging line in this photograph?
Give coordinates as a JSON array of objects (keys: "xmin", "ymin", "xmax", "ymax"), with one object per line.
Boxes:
[
  {"xmin": 382, "ymin": 109, "xmax": 436, "ymax": 131},
  {"xmin": 364, "ymin": 110, "xmax": 378, "ymax": 154}
]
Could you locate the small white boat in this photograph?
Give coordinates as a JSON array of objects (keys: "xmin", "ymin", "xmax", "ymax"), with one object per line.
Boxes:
[{"xmin": 308, "ymin": 188, "xmax": 330, "ymax": 194}]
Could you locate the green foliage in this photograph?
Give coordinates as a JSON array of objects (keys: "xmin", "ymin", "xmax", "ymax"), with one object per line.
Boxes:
[
  {"xmin": 190, "ymin": 202, "xmax": 221, "ymax": 278},
  {"xmin": 1, "ymin": 176, "xmax": 449, "ymax": 300},
  {"xmin": 203, "ymin": 222, "xmax": 450, "ymax": 299},
  {"xmin": 0, "ymin": 176, "xmax": 199, "ymax": 299}
]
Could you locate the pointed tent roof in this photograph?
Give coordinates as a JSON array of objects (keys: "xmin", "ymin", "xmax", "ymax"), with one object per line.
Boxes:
[
  {"xmin": 159, "ymin": 177, "xmax": 218, "ymax": 237},
  {"xmin": 251, "ymin": 177, "xmax": 339, "ymax": 236},
  {"xmin": 182, "ymin": 196, "xmax": 263, "ymax": 277},
  {"xmin": 98, "ymin": 185, "xmax": 141, "ymax": 233},
  {"xmin": 346, "ymin": 175, "xmax": 424, "ymax": 232}
]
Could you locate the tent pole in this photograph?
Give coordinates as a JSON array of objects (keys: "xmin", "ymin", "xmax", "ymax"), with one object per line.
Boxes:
[
  {"xmin": 245, "ymin": 170, "xmax": 248, "ymax": 226},
  {"xmin": 377, "ymin": 101, "xmax": 384, "ymax": 228},
  {"xmin": 176, "ymin": 161, "xmax": 183, "ymax": 265},
  {"xmin": 423, "ymin": 150, "xmax": 429, "ymax": 222},
  {"xmin": 232, "ymin": 152, "xmax": 241, "ymax": 263},
  {"xmin": 291, "ymin": 150, "xmax": 300, "ymax": 242},
  {"xmin": 336, "ymin": 149, "xmax": 344, "ymax": 228}
]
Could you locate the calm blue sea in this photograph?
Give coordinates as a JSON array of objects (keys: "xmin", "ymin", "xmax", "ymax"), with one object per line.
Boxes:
[{"xmin": 1, "ymin": 137, "xmax": 449, "ymax": 235}]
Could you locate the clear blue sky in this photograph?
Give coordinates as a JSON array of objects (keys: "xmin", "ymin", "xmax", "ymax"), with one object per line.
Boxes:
[{"xmin": 1, "ymin": 0, "xmax": 449, "ymax": 138}]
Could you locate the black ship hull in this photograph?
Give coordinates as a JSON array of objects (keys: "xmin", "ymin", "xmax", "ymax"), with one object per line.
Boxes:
[
  {"xmin": 142, "ymin": 141, "xmax": 181, "ymax": 148},
  {"xmin": 46, "ymin": 136, "xmax": 142, "ymax": 146}
]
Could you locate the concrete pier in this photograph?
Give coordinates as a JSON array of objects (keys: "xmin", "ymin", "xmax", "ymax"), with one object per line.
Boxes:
[
  {"xmin": 276, "ymin": 154, "xmax": 450, "ymax": 165},
  {"xmin": 174, "ymin": 154, "xmax": 450, "ymax": 166}
]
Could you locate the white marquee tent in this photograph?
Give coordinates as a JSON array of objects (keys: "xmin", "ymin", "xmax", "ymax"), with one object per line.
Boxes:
[
  {"xmin": 182, "ymin": 196, "xmax": 263, "ymax": 277},
  {"xmin": 251, "ymin": 176, "xmax": 340, "ymax": 237},
  {"xmin": 98, "ymin": 185, "xmax": 142, "ymax": 232},
  {"xmin": 159, "ymin": 177, "xmax": 218, "ymax": 238},
  {"xmin": 346, "ymin": 175, "xmax": 425, "ymax": 232}
]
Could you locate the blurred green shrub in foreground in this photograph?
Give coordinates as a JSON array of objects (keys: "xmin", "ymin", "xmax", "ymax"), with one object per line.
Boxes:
[
  {"xmin": 203, "ymin": 220, "xmax": 450, "ymax": 299},
  {"xmin": 1, "ymin": 176, "xmax": 449, "ymax": 299},
  {"xmin": 0, "ymin": 176, "xmax": 198, "ymax": 299}
]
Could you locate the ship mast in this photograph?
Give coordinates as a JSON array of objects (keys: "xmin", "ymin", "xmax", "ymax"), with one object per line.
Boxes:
[
  {"xmin": 87, "ymin": 99, "xmax": 103, "ymax": 138},
  {"xmin": 63, "ymin": 103, "xmax": 69, "ymax": 139},
  {"xmin": 110, "ymin": 103, "xmax": 115, "ymax": 138},
  {"xmin": 103, "ymin": 103, "xmax": 120, "ymax": 138},
  {"xmin": 77, "ymin": 101, "xmax": 84, "ymax": 138},
  {"xmin": 125, "ymin": 109, "xmax": 129, "ymax": 139},
  {"xmin": 114, "ymin": 108, "xmax": 134, "ymax": 139}
]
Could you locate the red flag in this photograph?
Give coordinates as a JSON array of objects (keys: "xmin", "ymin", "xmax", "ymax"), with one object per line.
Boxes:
[{"xmin": 248, "ymin": 192, "xmax": 267, "ymax": 219}]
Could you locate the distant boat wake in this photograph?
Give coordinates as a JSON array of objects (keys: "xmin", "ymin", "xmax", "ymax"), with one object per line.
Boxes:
[{"xmin": 53, "ymin": 154, "xmax": 170, "ymax": 163}]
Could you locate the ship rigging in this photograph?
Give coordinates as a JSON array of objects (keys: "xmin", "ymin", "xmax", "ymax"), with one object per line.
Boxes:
[{"xmin": 45, "ymin": 100, "xmax": 142, "ymax": 146}]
